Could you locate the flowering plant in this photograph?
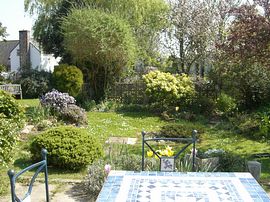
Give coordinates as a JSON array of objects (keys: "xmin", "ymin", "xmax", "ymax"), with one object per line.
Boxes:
[{"xmin": 147, "ymin": 146, "xmax": 174, "ymax": 158}]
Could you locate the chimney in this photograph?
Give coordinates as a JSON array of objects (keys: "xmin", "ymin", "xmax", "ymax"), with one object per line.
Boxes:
[{"xmin": 19, "ymin": 30, "xmax": 30, "ymax": 70}]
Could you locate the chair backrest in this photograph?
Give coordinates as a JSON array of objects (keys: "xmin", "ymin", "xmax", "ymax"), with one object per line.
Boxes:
[
  {"xmin": 142, "ymin": 130, "xmax": 197, "ymax": 172},
  {"xmin": 7, "ymin": 149, "xmax": 49, "ymax": 202}
]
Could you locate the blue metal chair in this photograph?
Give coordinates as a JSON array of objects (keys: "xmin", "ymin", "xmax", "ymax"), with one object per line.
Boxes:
[
  {"xmin": 142, "ymin": 130, "xmax": 197, "ymax": 172},
  {"xmin": 7, "ymin": 149, "xmax": 49, "ymax": 202}
]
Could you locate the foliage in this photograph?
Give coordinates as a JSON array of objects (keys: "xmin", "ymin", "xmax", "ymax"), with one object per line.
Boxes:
[
  {"xmin": 0, "ymin": 168, "xmax": 9, "ymax": 195},
  {"xmin": 216, "ymin": 93, "xmax": 237, "ymax": 116},
  {"xmin": 53, "ymin": 64, "xmax": 83, "ymax": 97},
  {"xmin": 95, "ymin": 100, "xmax": 120, "ymax": 112},
  {"xmin": 26, "ymin": 0, "xmax": 169, "ymax": 60},
  {"xmin": 189, "ymin": 96, "xmax": 216, "ymax": 115},
  {"xmin": 62, "ymin": 8, "xmax": 137, "ymax": 101},
  {"xmin": 79, "ymin": 99, "xmax": 96, "ymax": 112},
  {"xmin": 0, "ymin": 117, "xmax": 20, "ymax": 166},
  {"xmin": 216, "ymin": 151, "xmax": 246, "ymax": 172},
  {"xmin": 26, "ymin": 0, "xmax": 169, "ymax": 100},
  {"xmin": 17, "ymin": 69, "xmax": 52, "ymax": 98},
  {"xmin": 258, "ymin": 113, "xmax": 270, "ymax": 140},
  {"xmin": 84, "ymin": 159, "xmax": 107, "ymax": 199},
  {"xmin": 216, "ymin": 3, "xmax": 270, "ymax": 108},
  {"xmin": 165, "ymin": 0, "xmax": 214, "ymax": 74},
  {"xmin": 164, "ymin": 0, "xmax": 239, "ymax": 74},
  {"xmin": 159, "ymin": 124, "xmax": 201, "ymax": 138},
  {"xmin": 229, "ymin": 113, "xmax": 260, "ymax": 139},
  {"xmin": 25, "ymin": 105, "xmax": 52, "ymax": 124},
  {"xmin": 0, "ymin": 90, "xmax": 25, "ymax": 127},
  {"xmin": 143, "ymin": 71, "xmax": 195, "ymax": 108},
  {"xmin": 30, "ymin": 126, "xmax": 104, "ymax": 170},
  {"xmin": 0, "ymin": 22, "xmax": 7, "ymax": 40},
  {"xmin": 59, "ymin": 104, "xmax": 88, "ymax": 125}
]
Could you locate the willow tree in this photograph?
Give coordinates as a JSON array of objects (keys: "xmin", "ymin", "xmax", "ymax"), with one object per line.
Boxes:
[
  {"xmin": 62, "ymin": 9, "xmax": 137, "ymax": 100},
  {"xmin": 25, "ymin": 0, "xmax": 169, "ymax": 61}
]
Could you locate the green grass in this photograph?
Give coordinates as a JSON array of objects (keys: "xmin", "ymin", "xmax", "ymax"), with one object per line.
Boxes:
[
  {"xmin": 1, "ymin": 110, "xmax": 270, "ymax": 196},
  {"xmin": 17, "ymin": 99, "xmax": 39, "ymax": 108},
  {"xmin": 87, "ymin": 111, "xmax": 167, "ymax": 141}
]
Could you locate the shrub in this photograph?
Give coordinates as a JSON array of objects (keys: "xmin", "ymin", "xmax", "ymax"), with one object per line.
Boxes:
[
  {"xmin": 216, "ymin": 151, "xmax": 246, "ymax": 172},
  {"xmin": 40, "ymin": 89, "xmax": 87, "ymax": 125},
  {"xmin": 159, "ymin": 124, "xmax": 202, "ymax": 138},
  {"xmin": 258, "ymin": 113, "xmax": 270, "ymax": 139},
  {"xmin": 189, "ymin": 95, "xmax": 216, "ymax": 115},
  {"xmin": 84, "ymin": 159, "xmax": 107, "ymax": 199},
  {"xmin": 0, "ymin": 90, "xmax": 25, "ymax": 127},
  {"xmin": 40, "ymin": 89, "xmax": 76, "ymax": 110},
  {"xmin": 0, "ymin": 116, "xmax": 20, "ymax": 166},
  {"xmin": 231, "ymin": 113, "xmax": 261, "ymax": 139},
  {"xmin": 59, "ymin": 104, "xmax": 88, "ymax": 125},
  {"xmin": 216, "ymin": 93, "xmax": 237, "ymax": 116},
  {"xmin": 143, "ymin": 71, "xmax": 195, "ymax": 108},
  {"xmin": 30, "ymin": 126, "xmax": 103, "ymax": 170},
  {"xmin": 17, "ymin": 69, "xmax": 52, "ymax": 98},
  {"xmin": 53, "ymin": 64, "xmax": 83, "ymax": 97}
]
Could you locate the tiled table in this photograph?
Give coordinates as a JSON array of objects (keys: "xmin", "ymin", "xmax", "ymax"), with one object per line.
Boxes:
[{"xmin": 96, "ymin": 171, "xmax": 270, "ymax": 202}]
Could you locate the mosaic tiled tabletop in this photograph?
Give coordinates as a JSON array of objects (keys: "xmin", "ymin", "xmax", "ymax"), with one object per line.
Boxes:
[{"xmin": 96, "ymin": 171, "xmax": 270, "ymax": 202}]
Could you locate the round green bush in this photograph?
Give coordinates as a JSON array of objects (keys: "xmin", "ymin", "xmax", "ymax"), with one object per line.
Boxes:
[
  {"xmin": 0, "ymin": 90, "xmax": 25, "ymax": 127},
  {"xmin": 30, "ymin": 126, "xmax": 103, "ymax": 170},
  {"xmin": 53, "ymin": 64, "xmax": 83, "ymax": 97}
]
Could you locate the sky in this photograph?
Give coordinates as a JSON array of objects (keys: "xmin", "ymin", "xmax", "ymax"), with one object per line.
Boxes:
[{"xmin": 0, "ymin": 0, "xmax": 34, "ymax": 40}]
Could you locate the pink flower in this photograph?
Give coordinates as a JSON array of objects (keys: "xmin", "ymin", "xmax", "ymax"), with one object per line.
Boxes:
[{"xmin": 104, "ymin": 164, "xmax": 111, "ymax": 175}]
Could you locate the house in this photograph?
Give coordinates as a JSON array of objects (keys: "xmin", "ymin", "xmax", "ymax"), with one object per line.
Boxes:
[{"xmin": 0, "ymin": 30, "xmax": 59, "ymax": 73}]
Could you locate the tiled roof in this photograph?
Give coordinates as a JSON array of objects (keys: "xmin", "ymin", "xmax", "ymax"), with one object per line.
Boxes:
[{"xmin": 0, "ymin": 40, "xmax": 19, "ymax": 67}]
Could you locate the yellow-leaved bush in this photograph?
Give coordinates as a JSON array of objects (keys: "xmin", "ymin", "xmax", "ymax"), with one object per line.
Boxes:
[{"xmin": 143, "ymin": 71, "xmax": 195, "ymax": 108}]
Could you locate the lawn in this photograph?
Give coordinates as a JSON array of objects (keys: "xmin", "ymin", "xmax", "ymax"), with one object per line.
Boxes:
[{"xmin": 1, "ymin": 109, "xmax": 270, "ymax": 196}]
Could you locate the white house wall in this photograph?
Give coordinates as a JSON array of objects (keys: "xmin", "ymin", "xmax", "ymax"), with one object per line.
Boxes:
[
  {"xmin": 30, "ymin": 43, "xmax": 41, "ymax": 69},
  {"xmin": 10, "ymin": 44, "xmax": 20, "ymax": 72}
]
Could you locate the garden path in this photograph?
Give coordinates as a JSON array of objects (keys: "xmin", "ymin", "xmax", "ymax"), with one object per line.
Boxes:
[{"xmin": 0, "ymin": 182, "xmax": 94, "ymax": 202}]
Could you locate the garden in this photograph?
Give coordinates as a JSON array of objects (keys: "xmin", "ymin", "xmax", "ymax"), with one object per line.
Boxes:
[{"xmin": 1, "ymin": 0, "xmax": 270, "ymax": 201}]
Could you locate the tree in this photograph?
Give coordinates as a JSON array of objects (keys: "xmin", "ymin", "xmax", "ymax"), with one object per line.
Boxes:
[
  {"xmin": 0, "ymin": 22, "xmax": 7, "ymax": 40},
  {"xmin": 164, "ymin": 0, "xmax": 240, "ymax": 75},
  {"xmin": 216, "ymin": 3, "xmax": 270, "ymax": 108},
  {"xmin": 25, "ymin": 0, "xmax": 169, "ymax": 60},
  {"xmin": 62, "ymin": 9, "xmax": 137, "ymax": 100}
]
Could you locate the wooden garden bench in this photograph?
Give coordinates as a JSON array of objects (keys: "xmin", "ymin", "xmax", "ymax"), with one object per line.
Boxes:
[{"xmin": 0, "ymin": 84, "xmax": 22, "ymax": 99}]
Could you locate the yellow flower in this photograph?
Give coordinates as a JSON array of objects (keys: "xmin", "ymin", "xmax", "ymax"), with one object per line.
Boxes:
[
  {"xmin": 147, "ymin": 150, "xmax": 153, "ymax": 157},
  {"xmin": 168, "ymin": 150, "xmax": 174, "ymax": 157}
]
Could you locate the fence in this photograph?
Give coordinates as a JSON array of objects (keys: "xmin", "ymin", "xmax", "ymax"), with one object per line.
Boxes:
[
  {"xmin": 108, "ymin": 81, "xmax": 148, "ymax": 104},
  {"xmin": 0, "ymin": 84, "xmax": 22, "ymax": 99}
]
